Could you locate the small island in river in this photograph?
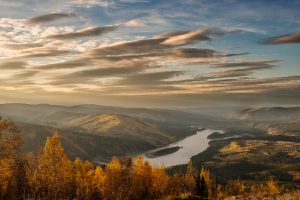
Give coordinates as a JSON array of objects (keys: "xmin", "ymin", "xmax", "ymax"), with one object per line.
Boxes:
[
  {"xmin": 197, "ymin": 128, "xmax": 206, "ymax": 132},
  {"xmin": 145, "ymin": 146, "xmax": 183, "ymax": 158},
  {"xmin": 207, "ymin": 131, "xmax": 225, "ymax": 139}
]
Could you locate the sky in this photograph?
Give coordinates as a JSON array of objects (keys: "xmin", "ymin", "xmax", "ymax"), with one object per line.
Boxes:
[{"xmin": 0, "ymin": 0, "xmax": 299, "ymax": 108}]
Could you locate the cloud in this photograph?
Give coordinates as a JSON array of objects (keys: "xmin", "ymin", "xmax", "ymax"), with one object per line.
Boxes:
[
  {"xmin": 221, "ymin": 53, "xmax": 250, "ymax": 57},
  {"xmin": 67, "ymin": 67, "xmax": 139, "ymax": 78},
  {"xmin": 212, "ymin": 60, "xmax": 279, "ymax": 68},
  {"xmin": 87, "ymin": 37, "xmax": 168, "ymax": 56},
  {"xmin": 1, "ymin": 43, "xmax": 43, "ymax": 50},
  {"xmin": 0, "ymin": 18, "xmax": 75, "ymax": 45},
  {"xmin": 0, "ymin": 12, "xmax": 296, "ymax": 107},
  {"xmin": 35, "ymin": 58, "xmax": 91, "ymax": 70},
  {"xmin": 88, "ymin": 47, "xmax": 217, "ymax": 62},
  {"xmin": 71, "ymin": 0, "xmax": 149, "ymax": 8},
  {"xmin": 159, "ymin": 30, "xmax": 190, "ymax": 38},
  {"xmin": 50, "ymin": 60, "xmax": 158, "ymax": 85},
  {"xmin": 209, "ymin": 65, "xmax": 274, "ymax": 78},
  {"xmin": 167, "ymin": 48, "xmax": 216, "ymax": 59},
  {"xmin": 262, "ymin": 32, "xmax": 300, "ymax": 44},
  {"xmin": 27, "ymin": 13, "xmax": 77, "ymax": 24},
  {"xmin": 15, "ymin": 47, "xmax": 72, "ymax": 59},
  {"xmin": 0, "ymin": 61, "xmax": 27, "ymax": 70},
  {"xmin": 87, "ymin": 28, "xmax": 239, "ymax": 58},
  {"xmin": 51, "ymin": 67, "xmax": 139, "ymax": 85},
  {"xmin": 46, "ymin": 25, "xmax": 118, "ymax": 40},
  {"xmin": 71, "ymin": 0, "xmax": 115, "ymax": 7},
  {"xmin": 116, "ymin": 71, "xmax": 184, "ymax": 85},
  {"xmin": 124, "ymin": 19, "xmax": 144, "ymax": 27},
  {"xmin": 11, "ymin": 70, "xmax": 39, "ymax": 79},
  {"xmin": 161, "ymin": 28, "xmax": 240, "ymax": 46},
  {"xmin": 119, "ymin": 0, "xmax": 150, "ymax": 3},
  {"xmin": 35, "ymin": 58, "xmax": 157, "ymax": 70},
  {"xmin": 161, "ymin": 29, "xmax": 211, "ymax": 46}
]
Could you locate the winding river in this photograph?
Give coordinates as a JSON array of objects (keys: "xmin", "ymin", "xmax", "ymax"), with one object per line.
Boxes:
[{"xmin": 142, "ymin": 129, "xmax": 218, "ymax": 167}]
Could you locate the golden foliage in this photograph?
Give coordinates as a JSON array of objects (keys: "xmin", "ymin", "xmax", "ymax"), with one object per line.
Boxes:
[
  {"xmin": 199, "ymin": 167, "xmax": 215, "ymax": 198},
  {"xmin": 0, "ymin": 118, "xmax": 22, "ymax": 199},
  {"xmin": 266, "ymin": 176, "xmax": 281, "ymax": 194},
  {"xmin": 0, "ymin": 158, "xmax": 15, "ymax": 198},
  {"xmin": 151, "ymin": 165, "xmax": 169, "ymax": 198},
  {"xmin": 225, "ymin": 178, "xmax": 245, "ymax": 196},
  {"xmin": 37, "ymin": 133, "xmax": 74, "ymax": 199},
  {"xmin": 74, "ymin": 158, "xmax": 96, "ymax": 199}
]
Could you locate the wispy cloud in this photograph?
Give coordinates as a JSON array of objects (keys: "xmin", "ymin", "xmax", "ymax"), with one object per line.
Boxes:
[
  {"xmin": 1, "ymin": 43, "xmax": 43, "ymax": 50},
  {"xmin": 0, "ymin": 61, "xmax": 27, "ymax": 70},
  {"xmin": 14, "ymin": 47, "xmax": 73, "ymax": 59},
  {"xmin": 116, "ymin": 71, "xmax": 184, "ymax": 85},
  {"xmin": 262, "ymin": 32, "xmax": 300, "ymax": 44},
  {"xmin": 87, "ymin": 28, "xmax": 238, "ymax": 58},
  {"xmin": 211, "ymin": 60, "xmax": 279, "ymax": 68},
  {"xmin": 27, "ymin": 13, "xmax": 77, "ymax": 24},
  {"xmin": 207, "ymin": 65, "xmax": 275, "ymax": 78},
  {"xmin": 161, "ymin": 29, "xmax": 238, "ymax": 46},
  {"xmin": 46, "ymin": 25, "xmax": 119, "ymax": 40},
  {"xmin": 71, "ymin": 0, "xmax": 115, "ymax": 7},
  {"xmin": 0, "ymin": 0, "xmax": 299, "ymax": 107}
]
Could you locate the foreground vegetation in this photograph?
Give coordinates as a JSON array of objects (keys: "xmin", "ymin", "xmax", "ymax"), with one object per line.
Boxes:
[{"xmin": 0, "ymin": 118, "xmax": 299, "ymax": 200}]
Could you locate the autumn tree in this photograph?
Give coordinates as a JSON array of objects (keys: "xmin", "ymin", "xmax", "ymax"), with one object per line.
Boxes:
[
  {"xmin": 92, "ymin": 166, "xmax": 105, "ymax": 199},
  {"xmin": 0, "ymin": 118, "xmax": 23, "ymax": 199},
  {"xmin": 150, "ymin": 165, "xmax": 169, "ymax": 199},
  {"xmin": 266, "ymin": 176, "xmax": 281, "ymax": 194},
  {"xmin": 184, "ymin": 160, "xmax": 196, "ymax": 194},
  {"xmin": 131, "ymin": 156, "xmax": 153, "ymax": 200},
  {"xmin": 102, "ymin": 157, "xmax": 124, "ymax": 200},
  {"xmin": 23, "ymin": 141, "xmax": 43, "ymax": 200},
  {"xmin": 167, "ymin": 173, "xmax": 187, "ymax": 196},
  {"xmin": 225, "ymin": 178, "xmax": 245, "ymax": 196},
  {"xmin": 199, "ymin": 167, "xmax": 215, "ymax": 198},
  {"xmin": 74, "ymin": 157, "xmax": 98, "ymax": 199},
  {"xmin": 37, "ymin": 133, "xmax": 74, "ymax": 200},
  {"xmin": 120, "ymin": 157, "xmax": 134, "ymax": 200}
]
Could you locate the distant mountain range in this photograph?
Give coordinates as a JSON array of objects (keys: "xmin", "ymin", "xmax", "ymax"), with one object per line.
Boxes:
[
  {"xmin": 0, "ymin": 103, "xmax": 217, "ymax": 162},
  {"xmin": 232, "ymin": 107, "xmax": 300, "ymax": 121},
  {"xmin": 2, "ymin": 103, "xmax": 299, "ymax": 165},
  {"xmin": 0, "ymin": 103, "xmax": 216, "ymax": 125}
]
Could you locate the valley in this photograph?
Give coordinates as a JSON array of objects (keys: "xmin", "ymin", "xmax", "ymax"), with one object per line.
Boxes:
[
  {"xmin": 0, "ymin": 103, "xmax": 203, "ymax": 162},
  {"xmin": 187, "ymin": 107, "xmax": 300, "ymax": 184},
  {"xmin": 0, "ymin": 104, "xmax": 299, "ymax": 184}
]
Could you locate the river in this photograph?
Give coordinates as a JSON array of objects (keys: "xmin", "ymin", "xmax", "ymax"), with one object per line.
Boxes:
[{"xmin": 142, "ymin": 129, "xmax": 218, "ymax": 167}]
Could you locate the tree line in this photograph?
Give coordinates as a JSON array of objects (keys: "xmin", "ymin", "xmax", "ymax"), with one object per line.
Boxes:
[{"xmin": 0, "ymin": 118, "xmax": 283, "ymax": 200}]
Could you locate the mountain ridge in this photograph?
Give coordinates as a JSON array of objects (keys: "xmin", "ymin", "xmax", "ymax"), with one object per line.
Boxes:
[{"xmin": 232, "ymin": 106, "xmax": 300, "ymax": 121}]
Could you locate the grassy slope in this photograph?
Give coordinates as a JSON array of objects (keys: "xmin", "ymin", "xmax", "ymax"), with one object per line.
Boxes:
[
  {"xmin": 59, "ymin": 113, "xmax": 173, "ymax": 147},
  {"xmin": 18, "ymin": 122, "xmax": 155, "ymax": 162}
]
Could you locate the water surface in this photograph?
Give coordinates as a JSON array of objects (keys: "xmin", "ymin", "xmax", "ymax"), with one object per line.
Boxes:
[{"xmin": 143, "ymin": 129, "xmax": 216, "ymax": 167}]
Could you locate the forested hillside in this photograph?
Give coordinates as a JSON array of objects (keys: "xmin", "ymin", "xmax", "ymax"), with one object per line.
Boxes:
[{"xmin": 1, "ymin": 118, "xmax": 299, "ymax": 200}]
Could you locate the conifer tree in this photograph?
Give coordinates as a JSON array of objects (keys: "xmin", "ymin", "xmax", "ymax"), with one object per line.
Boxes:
[{"xmin": 199, "ymin": 167, "xmax": 214, "ymax": 198}]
